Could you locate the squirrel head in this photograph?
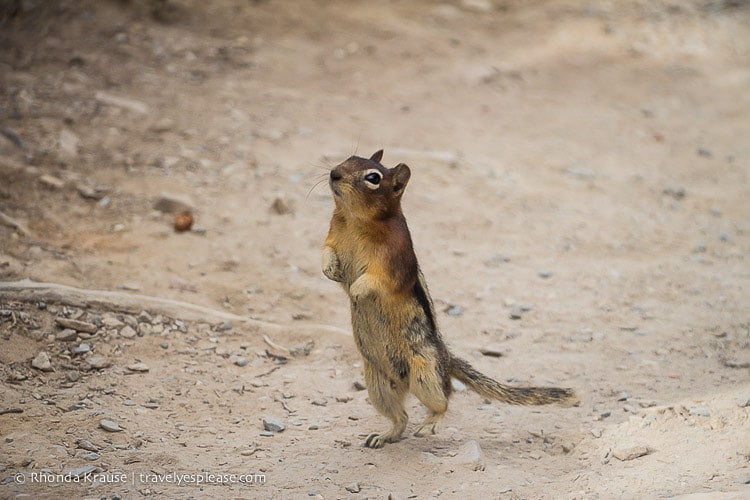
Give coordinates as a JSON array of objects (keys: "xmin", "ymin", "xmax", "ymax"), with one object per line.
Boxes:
[{"xmin": 329, "ymin": 149, "xmax": 411, "ymax": 221}]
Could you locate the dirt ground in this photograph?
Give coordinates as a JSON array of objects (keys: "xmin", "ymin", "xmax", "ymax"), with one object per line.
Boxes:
[{"xmin": 1, "ymin": 0, "xmax": 749, "ymax": 498}]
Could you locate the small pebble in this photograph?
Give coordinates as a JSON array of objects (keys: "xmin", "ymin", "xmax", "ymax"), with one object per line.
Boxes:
[
  {"xmin": 346, "ymin": 482, "xmax": 361, "ymax": 493},
  {"xmin": 697, "ymin": 147, "xmax": 713, "ymax": 158},
  {"xmin": 31, "ymin": 351, "xmax": 53, "ymax": 372},
  {"xmin": 73, "ymin": 344, "xmax": 91, "ymax": 355},
  {"xmin": 663, "ymin": 185, "xmax": 686, "ymax": 200},
  {"xmin": 65, "ymin": 465, "xmax": 97, "ymax": 478},
  {"xmin": 353, "ymin": 381, "xmax": 366, "ymax": 391},
  {"xmin": 56, "ymin": 329, "xmax": 79, "ymax": 341},
  {"xmin": 312, "ymin": 398, "xmax": 328, "ymax": 407},
  {"xmin": 509, "ymin": 306, "xmax": 523, "ymax": 320},
  {"xmin": 738, "ymin": 396, "xmax": 750, "ymax": 408},
  {"xmin": 308, "ymin": 490, "xmax": 321, "ymax": 497},
  {"xmin": 735, "ymin": 477, "xmax": 750, "ymax": 485},
  {"xmin": 230, "ymin": 354, "xmax": 248, "ymax": 367},
  {"xmin": 259, "ymin": 431, "xmax": 275, "ymax": 437},
  {"xmin": 77, "ymin": 439, "xmax": 99, "ymax": 452},
  {"xmin": 689, "ymin": 407, "xmax": 710, "ymax": 417},
  {"xmin": 263, "ymin": 417, "xmax": 285, "ymax": 433},
  {"xmin": 87, "ymin": 356, "xmax": 111, "ymax": 369},
  {"xmin": 126, "ymin": 362, "xmax": 150, "ymax": 372},
  {"xmin": 455, "ymin": 440, "xmax": 485, "ymax": 471},
  {"xmin": 445, "ymin": 305, "xmax": 463, "ymax": 317},
  {"xmin": 55, "ymin": 317, "xmax": 98, "ymax": 334},
  {"xmin": 612, "ymin": 446, "xmax": 651, "ymax": 461},
  {"xmin": 119, "ymin": 325, "xmax": 137, "ymax": 339},
  {"xmin": 538, "ymin": 270, "xmax": 553, "ymax": 279},
  {"xmin": 99, "ymin": 419, "xmax": 123, "ymax": 432},
  {"xmin": 81, "ymin": 452, "xmax": 100, "ymax": 461}
]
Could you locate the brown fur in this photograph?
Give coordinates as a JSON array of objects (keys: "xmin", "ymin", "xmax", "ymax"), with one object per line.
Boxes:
[{"xmin": 323, "ymin": 150, "xmax": 577, "ymax": 448}]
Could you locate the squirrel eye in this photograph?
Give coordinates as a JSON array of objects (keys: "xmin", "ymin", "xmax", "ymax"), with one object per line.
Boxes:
[{"xmin": 364, "ymin": 172, "xmax": 381, "ymax": 186}]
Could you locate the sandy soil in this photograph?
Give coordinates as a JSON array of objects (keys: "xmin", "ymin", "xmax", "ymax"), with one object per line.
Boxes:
[{"xmin": 1, "ymin": 0, "xmax": 749, "ymax": 498}]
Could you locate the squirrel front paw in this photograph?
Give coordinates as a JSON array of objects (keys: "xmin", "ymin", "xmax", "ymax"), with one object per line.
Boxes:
[{"xmin": 322, "ymin": 246, "xmax": 344, "ymax": 282}]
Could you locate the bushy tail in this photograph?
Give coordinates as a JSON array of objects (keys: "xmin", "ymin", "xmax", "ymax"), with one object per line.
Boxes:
[{"xmin": 449, "ymin": 356, "xmax": 578, "ymax": 406}]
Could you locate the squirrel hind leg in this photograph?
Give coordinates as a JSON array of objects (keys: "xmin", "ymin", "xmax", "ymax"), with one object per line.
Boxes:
[
  {"xmin": 410, "ymin": 361, "xmax": 450, "ymax": 438},
  {"xmin": 363, "ymin": 362, "xmax": 409, "ymax": 448}
]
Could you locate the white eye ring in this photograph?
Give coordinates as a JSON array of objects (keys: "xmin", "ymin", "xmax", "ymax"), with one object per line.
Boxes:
[{"xmin": 363, "ymin": 169, "xmax": 382, "ymax": 190}]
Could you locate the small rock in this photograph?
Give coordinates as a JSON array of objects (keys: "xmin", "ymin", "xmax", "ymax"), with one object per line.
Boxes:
[
  {"xmin": 565, "ymin": 165, "xmax": 596, "ymax": 180},
  {"xmin": 216, "ymin": 321, "xmax": 233, "ymax": 332},
  {"xmin": 39, "ymin": 174, "xmax": 65, "ymax": 190},
  {"xmin": 312, "ymin": 398, "xmax": 328, "ymax": 407},
  {"xmin": 77, "ymin": 185, "xmax": 108, "ymax": 201},
  {"xmin": 445, "ymin": 305, "xmax": 463, "ymax": 317},
  {"xmin": 99, "ymin": 419, "xmax": 123, "ymax": 432},
  {"xmin": 290, "ymin": 341, "xmax": 315, "ymax": 357},
  {"xmin": 66, "ymin": 372, "xmax": 79, "ymax": 382},
  {"xmin": 58, "ymin": 128, "xmax": 80, "ymax": 159},
  {"xmin": 353, "ymin": 381, "xmax": 366, "ymax": 391},
  {"xmin": 81, "ymin": 452, "xmax": 100, "ymax": 461},
  {"xmin": 308, "ymin": 490, "xmax": 321, "ymax": 497},
  {"xmin": 126, "ymin": 362, "xmax": 149, "ymax": 372},
  {"xmin": 718, "ymin": 230, "xmax": 731, "ymax": 242},
  {"xmin": 77, "ymin": 439, "xmax": 100, "ymax": 452},
  {"xmin": 65, "ymin": 465, "xmax": 97, "ymax": 478},
  {"xmin": 102, "ymin": 316, "xmax": 124, "ymax": 328},
  {"xmin": 56, "ymin": 329, "xmax": 79, "ymax": 341},
  {"xmin": 73, "ymin": 344, "xmax": 91, "ymax": 355},
  {"xmin": 31, "ymin": 351, "xmax": 53, "ymax": 372},
  {"xmin": 612, "ymin": 446, "xmax": 651, "ymax": 461},
  {"xmin": 738, "ymin": 396, "xmax": 750, "ymax": 408},
  {"xmin": 149, "ymin": 118, "xmax": 175, "ymax": 133},
  {"xmin": 270, "ymin": 196, "xmax": 293, "ymax": 215},
  {"xmin": 94, "ymin": 91, "xmax": 149, "ymax": 115},
  {"xmin": 617, "ymin": 392, "xmax": 631, "ymax": 401},
  {"xmin": 663, "ymin": 185, "xmax": 686, "ymax": 200},
  {"xmin": 263, "ymin": 417, "xmax": 285, "ymax": 433},
  {"xmin": 345, "ymin": 482, "xmax": 361, "ymax": 493},
  {"xmin": 479, "ymin": 347, "xmax": 504, "ymax": 357},
  {"xmin": 455, "ymin": 440, "xmax": 485, "ymax": 471},
  {"xmin": 538, "ymin": 270, "xmax": 553, "ymax": 279},
  {"xmin": 55, "ymin": 317, "xmax": 98, "ymax": 334},
  {"xmin": 460, "ymin": 0, "xmax": 493, "ymax": 12},
  {"xmin": 86, "ymin": 356, "xmax": 111, "ymax": 370},
  {"xmin": 689, "ymin": 407, "xmax": 710, "ymax": 417},
  {"xmin": 259, "ymin": 431, "xmax": 275, "ymax": 437},
  {"xmin": 153, "ymin": 193, "xmax": 196, "ymax": 214},
  {"xmin": 388, "ymin": 493, "xmax": 408, "ymax": 500},
  {"xmin": 229, "ymin": 354, "xmax": 248, "ymax": 367},
  {"xmin": 697, "ymin": 147, "xmax": 713, "ymax": 158},
  {"xmin": 509, "ymin": 306, "xmax": 524, "ymax": 320},
  {"xmin": 735, "ymin": 477, "xmax": 750, "ymax": 485},
  {"xmin": 119, "ymin": 325, "xmax": 137, "ymax": 339}
]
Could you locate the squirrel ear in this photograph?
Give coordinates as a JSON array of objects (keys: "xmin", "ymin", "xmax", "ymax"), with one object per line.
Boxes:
[
  {"xmin": 392, "ymin": 163, "xmax": 411, "ymax": 194},
  {"xmin": 369, "ymin": 149, "xmax": 384, "ymax": 163}
]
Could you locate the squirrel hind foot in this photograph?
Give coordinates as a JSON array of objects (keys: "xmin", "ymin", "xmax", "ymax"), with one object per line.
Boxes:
[{"xmin": 364, "ymin": 431, "xmax": 401, "ymax": 449}]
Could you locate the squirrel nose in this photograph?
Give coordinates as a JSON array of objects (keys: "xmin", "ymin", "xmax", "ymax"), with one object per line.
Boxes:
[{"xmin": 330, "ymin": 169, "xmax": 342, "ymax": 181}]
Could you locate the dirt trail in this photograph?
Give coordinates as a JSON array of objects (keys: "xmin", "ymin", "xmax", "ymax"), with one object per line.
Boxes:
[{"xmin": 1, "ymin": 1, "xmax": 749, "ymax": 498}]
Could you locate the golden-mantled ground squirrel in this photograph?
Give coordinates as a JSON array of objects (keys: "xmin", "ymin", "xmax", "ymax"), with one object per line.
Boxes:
[{"xmin": 323, "ymin": 150, "xmax": 577, "ymax": 448}]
